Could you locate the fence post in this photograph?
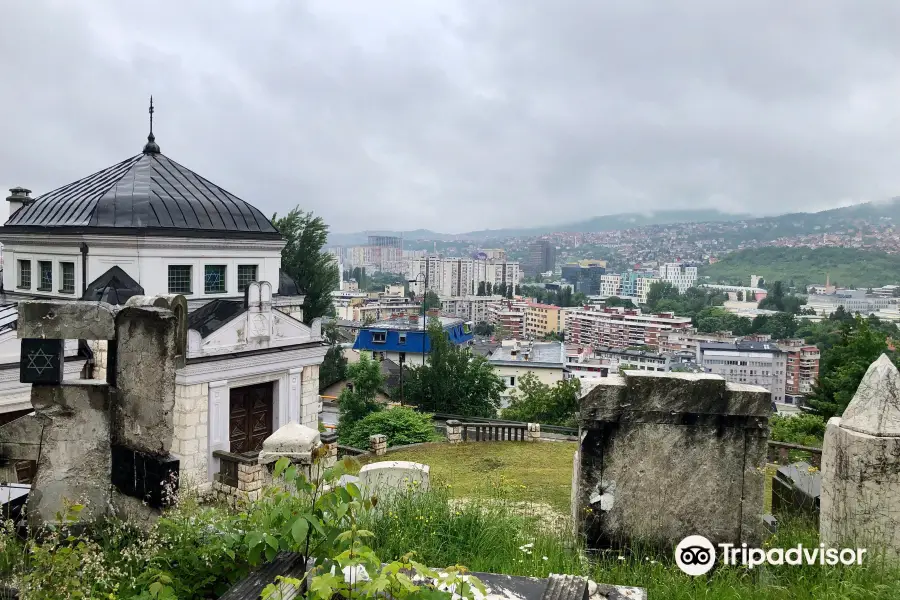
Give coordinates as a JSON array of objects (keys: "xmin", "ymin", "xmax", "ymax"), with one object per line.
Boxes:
[
  {"xmin": 369, "ymin": 434, "xmax": 387, "ymax": 456},
  {"xmin": 446, "ymin": 420, "xmax": 463, "ymax": 444},
  {"xmin": 527, "ymin": 423, "xmax": 541, "ymax": 442},
  {"xmin": 321, "ymin": 432, "xmax": 338, "ymax": 468}
]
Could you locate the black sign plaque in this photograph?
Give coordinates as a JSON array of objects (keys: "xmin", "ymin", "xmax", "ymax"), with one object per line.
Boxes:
[{"xmin": 20, "ymin": 338, "xmax": 64, "ymax": 384}]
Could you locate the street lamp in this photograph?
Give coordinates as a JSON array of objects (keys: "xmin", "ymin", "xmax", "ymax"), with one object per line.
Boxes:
[{"xmin": 400, "ymin": 269, "xmax": 428, "ymax": 406}]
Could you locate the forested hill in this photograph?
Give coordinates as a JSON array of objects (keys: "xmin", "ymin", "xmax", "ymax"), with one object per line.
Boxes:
[{"xmin": 699, "ymin": 247, "xmax": 900, "ymax": 289}]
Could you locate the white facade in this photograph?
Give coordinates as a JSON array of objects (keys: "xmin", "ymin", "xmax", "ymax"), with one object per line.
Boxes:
[
  {"xmin": 600, "ymin": 274, "xmax": 621, "ymax": 297},
  {"xmin": 699, "ymin": 343, "xmax": 787, "ymax": 403},
  {"xmin": 0, "ymin": 233, "xmax": 283, "ymax": 302},
  {"xmin": 408, "ymin": 256, "xmax": 520, "ymax": 298},
  {"xmin": 440, "ymin": 295, "xmax": 503, "ymax": 325},
  {"xmin": 658, "ymin": 263, "xmax": 698, "ymax": 293}
]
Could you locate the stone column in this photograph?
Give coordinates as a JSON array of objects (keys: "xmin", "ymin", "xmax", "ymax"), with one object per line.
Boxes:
[
  {"xmin": 820, "ymin": 354, "xmax": 900, "ymax": 556},
  {"xmin": 300, "ymin": 365, "xmax": 321, "ymax": 429},
  {"xmin": 445, "ymin": 420, "xmax": 463, "ymax": 444},
  {"xmin": 258, "ymin": 422, "xmax": 322, "ymax": 482},
  {"xmin": 320, "ymin": 432, "xmax": 338, "ymax": 468},
  {"xmin": 370, "ymin": 434, "xmax": 387, "ymax": 456},
  {"xmin": 527, "ymin": 423, "xmax": 541, "ymax": 442},
  {"xmin": 207, "ymin": 380, "xmax": 230, "ymax": 480}
]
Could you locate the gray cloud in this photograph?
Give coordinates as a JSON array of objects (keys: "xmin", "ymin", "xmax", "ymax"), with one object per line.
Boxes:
[{"xmin": 2, "ymin": 0, "xmax": 900, "ymax": 233}]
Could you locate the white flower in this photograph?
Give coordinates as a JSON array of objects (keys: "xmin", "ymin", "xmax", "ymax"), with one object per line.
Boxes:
[
  {"xmin": 617, "ymin": 556, "xmax": 625, "ymax": 561},
  {"xmin": 542, "ymin": 556, "xmax": 549, "ymax": 561}
]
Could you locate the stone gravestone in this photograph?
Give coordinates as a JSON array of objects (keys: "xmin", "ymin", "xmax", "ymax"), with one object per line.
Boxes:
[
  {"xmin": 358, "ymin": 461, "xmax": 430, "ymax": 498},
  {"xmin": 573, "ymin": 371, "xmax": 770, "ymax": 549},
  {"xmin": 820, "ymin": 354, "xmax": 900, "ymax": 556}
]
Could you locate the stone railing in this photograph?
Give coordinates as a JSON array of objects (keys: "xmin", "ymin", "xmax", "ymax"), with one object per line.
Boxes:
[
  {"xmin": 445, "ymin": 420, "xmax": 540, "ymax": 443},
  {"xmin": 766, "ymin": 441, "xmax": 823, "ymax": 468}
]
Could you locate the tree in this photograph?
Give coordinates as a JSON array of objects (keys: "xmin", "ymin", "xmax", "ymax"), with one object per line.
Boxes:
[
  {"xmin": 337, "ymin": 354, "xmax": 385, "ymax": 442},
  {"xmin": 645, "ymin": 282, "xmax": 680, "ymax": 311},
  {"xmin": 736, "ymin": 290, "xmax": 744, "ymax": 302},
  {"xmin": 273, "ymin": 208, "xmax": 338, "ymax": 323},
  {"xmin": 514, "ymin": 285, "xmax": 521, "ymax": 296},
  {"xmin": 770, "ymin": 413, "xmax": 826, "ymax": 447},
  {"xmin": 604, "ymin": 296, "xmax": 636, "ymax": 309},
  {"xmin": 750, "ymin": 312, "xmax": 798, "ymax": 340},
  {"xmin": 496, "ymin": 282, "xmax": 507, "ymax": 298},
  {"xmin": 807, "ymin": 317, "xmax": 895, "ymax": 419},
  {"xmin": 424, "ymin": 291, "xmax": 441, "ymax": 310},
  {"xmin": 403, "ymin": 321, "xmax": 504, "ymax": 417},
  {"xmin": 502, "ymin": 372, "xmax": 581, "ymax": 426},
  {"xmin": 473, "ymin": 321, "xmax": 494, "ymax": 336},
  {"xmin": 505, "ymin": 284, "xmax": 514, "ymax": 299},
  {"xmin": 485, "ymin": 282, "xmax": 493, "ymax": 295},
  {"xmin": 477, "ymin": 281, "xmax": 486, "ymax": 296},
  {"xmin": 319, "ymin": 321, "xmax": 348, "ymax": 391}
]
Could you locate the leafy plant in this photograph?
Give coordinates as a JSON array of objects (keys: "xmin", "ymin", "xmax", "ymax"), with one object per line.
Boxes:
[
  {"xmin": 341, "ymin": 407, "xmax": 440, "ymax": 449},
  {"xmin": 502, "ymin": 372, "xmax": 581, "ymax": 427}
]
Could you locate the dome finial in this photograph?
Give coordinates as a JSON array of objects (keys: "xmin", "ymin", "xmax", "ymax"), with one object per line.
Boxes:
[{"xmin": 143, "ymin": 96, "xmax": 161, "ymax": 154}]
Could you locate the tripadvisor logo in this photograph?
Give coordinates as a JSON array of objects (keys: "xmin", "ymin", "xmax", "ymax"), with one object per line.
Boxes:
[{"xmin": 675, "ymin": 535, "xmax": 867, "ymax": 576}]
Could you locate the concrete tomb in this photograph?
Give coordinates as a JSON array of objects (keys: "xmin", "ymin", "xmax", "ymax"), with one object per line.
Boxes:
[{"xmin": 573, "ymin": 371, "xmax": 770, "ymax": 549}]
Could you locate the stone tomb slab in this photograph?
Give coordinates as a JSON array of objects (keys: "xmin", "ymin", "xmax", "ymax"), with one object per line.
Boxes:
[{"xmin": 358, "ymin": 461, "xmax": 430, "ymax": 497}]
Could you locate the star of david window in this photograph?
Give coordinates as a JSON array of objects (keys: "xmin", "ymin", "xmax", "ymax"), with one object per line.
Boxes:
[
  {"xmin": 20, "ymin": 338, "xmax": 64, "ymax": 384},
  {"xmin": 204, "ymin": 265, "xmax": 227, "ymax": 294}
]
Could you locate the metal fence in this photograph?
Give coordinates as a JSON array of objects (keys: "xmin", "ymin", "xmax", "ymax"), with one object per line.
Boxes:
[{"xmin": 458, "ymin": 422, "xmax": 529, "ymax": 442}]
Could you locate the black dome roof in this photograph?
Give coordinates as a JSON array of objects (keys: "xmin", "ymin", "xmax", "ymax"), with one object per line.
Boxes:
[{"xmin": 4, "ymin": 151, "xmax": 281, "ymax": 239}]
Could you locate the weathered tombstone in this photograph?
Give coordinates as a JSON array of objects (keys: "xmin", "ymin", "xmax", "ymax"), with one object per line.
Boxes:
[
  {"xmin": 820, "ymin": 354, "xmax": 900, "ymax": 555},
  {"xmin": 772, "ymin": 462, "xmax": 821, "ymax": 520},
  {"xmin": 573, "ymin": 371, "xmax": 770, "ymax": 549},
  {"xmin": 358, "ymin": 461, "xmax": 430, "ymax": 497}
]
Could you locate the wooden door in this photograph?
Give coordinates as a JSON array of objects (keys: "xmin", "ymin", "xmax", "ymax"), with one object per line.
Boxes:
[{"xmin": 229, "ymin": 383, "xmax": 274, "ymax": 453}]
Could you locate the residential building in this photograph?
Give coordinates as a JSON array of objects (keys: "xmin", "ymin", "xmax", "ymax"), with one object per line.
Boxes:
[
  {"xmin": 407, "ymin": 256, "xmax": 520, "ymax": 298},
  {"xmin": 439, "ymin": 295, "xmax": 503, "ymax": 325},
  {"xmin": 698, "ymin": 341, "xmax": 787, "ymax": 404},
  {"xmin": 525, "ymin": 240, "xmax": 556, "ymax": 277},
  {"xmin": 338, "ymin": 302, "xmax": 421, "ymax": 324},
  {"xmin": 780, "ymin": 340, "xmax": 820, "ymax": 397},
  {"xmin": 486, "ymin": 299, "xmax": 527, "ymax": 339},
  {"xmin": 657, "ymin": 329, "xmax": 740, "ymax": 356},
  {"xmin": 619, "ymin": 272, "xmax": 659, "ymax": 304},
  {"xmin": 599, "ymin": 274, "xmax": 621, "ymax": 297},
  {"xmin": 479, "ymin": 249, "xmax": 507, "ymax": 261},
  {"xmin": 525, "ymin": 302, "xmax": 561, "ymax": 338},
  {"xmin": 593, "ymin": 346, "xmax": 671, "ymax": 373},
  {"xmin": 365, "ymin": 235, "xmax": 404, "ymax": 273},
  {"xmin": 352, "ymin": 315, "xmax": 473, "ymax": 368},
  {"xmin": 564, "ymin": 306, "xmax": 692, "ymax": 351},
  {"xmin": 658, "ymin": 262, "xmax": 698, "ymax": 293},
  {"xmin": 805, "ymin": 291, "xmax": 895, "ymax": 317},
  {"xmin": 0, "ymin": 122, "xmax": 326, "ymax": 485},
  {"xmin": 488, "ymin": 340, "xmax": 566, "ymax": 406}
]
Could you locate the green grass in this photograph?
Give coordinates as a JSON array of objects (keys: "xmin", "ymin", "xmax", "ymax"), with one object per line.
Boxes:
[{"xmin": 357, "ymin": 441, "xmax": 577, "ymax": 512}]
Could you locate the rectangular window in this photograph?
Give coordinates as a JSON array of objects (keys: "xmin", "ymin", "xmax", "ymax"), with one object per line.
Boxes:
[
  {"xmin": 372, "ymin": 331, "xmax": 387, "ymax": 343},
  {"xmin": 237, "ymin": 264, "xmax": 258, "ymax": 292},
  {"xmin": 508, "ymin": 376, "xmax": 516, "ymax": 387},
  {"xmin": 60, "ymin": 262, "xmax": 75, "ymax": 294},
  {"xmin": 37, "ymin": 261, "xmax": 52, "ymax": 291},
  {"xmin": 398, "ymin": 332, "xmax": 407, "ymax": 344},
  {"xmin": 204, "ymin": 265, "xmax": 227, "ymax": 294},
  {"xmin": 168, "ymin": 265, "xmax": 192, "ymax": 294},
  {"xmin": 17, "ymin": 260, "xmax": 31, "ymax": 289}
]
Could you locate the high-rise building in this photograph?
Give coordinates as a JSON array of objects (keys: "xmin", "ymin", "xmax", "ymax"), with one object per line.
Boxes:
[
  {"xmin": 781, "ymin": 340, "xmax": 820, "ymax": 396},
  {"xmin": 407, "ymin": 256, "xmax": 520, "ymax": 298},
  {"xmin": 366, "ymin": 235, "xmax": 404, "ymax": 273},
  {"xmin": 560, "ymin": 260, "xmax": 607, "ymax": 294},
  {"xmin": 525, "ymin": 302, "xmax": 562, "ymax": 338},
  {"xmin": 658, "ymin": 263, "xmax": 697, "ymax": 293},
  {"xmin": 526, "ymin": 241, "xmax": 556, "ymax": 277}
]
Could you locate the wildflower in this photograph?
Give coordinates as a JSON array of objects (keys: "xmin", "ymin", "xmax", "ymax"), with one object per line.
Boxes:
[
  {"xmin": 542, "ymin": 556, "xmax": 548, "ymax": 561},
  {"xmin": 618, "ymin": 556, "xmax": 625, "ymax": 561}
]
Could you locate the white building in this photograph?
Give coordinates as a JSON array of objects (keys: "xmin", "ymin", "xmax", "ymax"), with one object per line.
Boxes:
[
  {"xmin": 440, "ymin": 295, "xmax": 503, "ymax": 325},
  {"xmin": 0, "ymin": 126, "xmax": 326, "ymax": 485},
  {"xmin": 407, "ymin": 256, "xmax": 520, "ymax": 298},
  {"xmin": 488, "ymin": 340, "xmax": 566, "ymax": 406},
  {"xmin": 658, "ymin": 263, "xmax": 698, "ymax": 293},
  {"xmin": 698, "ymin": 341, "xmax": 787, "ymax": 404}
]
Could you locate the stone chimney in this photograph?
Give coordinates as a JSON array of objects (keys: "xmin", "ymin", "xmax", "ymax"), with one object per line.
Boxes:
[{"xmin": 6, "ymin": 187, "xmax": 33, "ymax": 218}]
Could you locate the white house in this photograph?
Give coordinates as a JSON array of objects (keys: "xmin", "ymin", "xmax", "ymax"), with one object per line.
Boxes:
[{"xmin": 0, "ymin": 123, "xmax": 327, "ymax": 484}]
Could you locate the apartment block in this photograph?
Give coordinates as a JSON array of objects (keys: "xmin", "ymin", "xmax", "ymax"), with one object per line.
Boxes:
[
  {"xmin": 657, "ymin": 329, "xmax": 741, "ymax": 356},
  {"xmin": 440, "ymin": 295, "xmax": 504, "ymax": 325},
  {"xmin": 698, "ymin": 341, "xmax": 787, "ymax": 404},
  {"xmin": 658, "ymin": 262, "xmax": 698, "ymax": 293},
  {"xmin": 487, "ymin": 299, "xmax": 527, "ymax": 339},
  {"xmin": 408, "ymin": 256, "xmax": 520, "ymax": 298},
  {"xmin": 525, "ymin": 302, "xmax": 561, "ymax": 338},
  {"xmin": 564, "ymin": 306, "xmax": 692, "ymax": 351},
  {"xmin": 781, "ymin": 340, "xmax": 820, "ymax": 396}
]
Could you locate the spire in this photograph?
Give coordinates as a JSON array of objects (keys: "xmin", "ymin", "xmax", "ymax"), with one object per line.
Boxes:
[{"xmin": 142, "ymin": 96, "xmax": 161, "ymax": 154}]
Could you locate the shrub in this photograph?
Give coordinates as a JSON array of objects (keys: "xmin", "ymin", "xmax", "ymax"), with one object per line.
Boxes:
[{"xmin": 342, "ymin": 407, "xmax": 440, "ymax": 449}]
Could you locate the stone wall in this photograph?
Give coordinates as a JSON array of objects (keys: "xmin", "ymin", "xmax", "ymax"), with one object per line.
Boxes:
[
  {"xmin": 574, "ymin": 371, "xmax": 770, "ymax": 549},
  {"xmin": 173, "ymin": 382, "xmax": 210, "ymax": 486},
  {"xmin": 89, "ymin": 339, "xmax": 109, "ymax": 381}
]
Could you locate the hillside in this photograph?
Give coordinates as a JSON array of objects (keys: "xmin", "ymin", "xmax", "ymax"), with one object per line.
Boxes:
[{"xmin": 700, "ymin": 247, "xmax": 900, "ymax": 289}]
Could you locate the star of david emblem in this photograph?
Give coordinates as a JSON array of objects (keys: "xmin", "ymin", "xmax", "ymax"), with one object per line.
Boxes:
[
  {"xmin": 20, "ymin": 338, "xmax": 64, "ymax": 384},
  {"xmin": 26, "ymin": 347, "xmax": 55, "ymax": 375}
]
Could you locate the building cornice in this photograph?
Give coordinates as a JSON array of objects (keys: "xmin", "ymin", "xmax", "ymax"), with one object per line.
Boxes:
[
  {"xmin": 0, "ymin": 233, "xmax": 284, "ymax": 252},
  {"xmin": 177, "ymin": 344, "xmax": 327, "ymax": 385}
]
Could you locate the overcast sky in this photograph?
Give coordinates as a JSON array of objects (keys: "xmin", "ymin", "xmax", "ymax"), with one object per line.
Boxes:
[{"xmin": 3, "ymin": 1, "xmax": 900, "ymax": 234}]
